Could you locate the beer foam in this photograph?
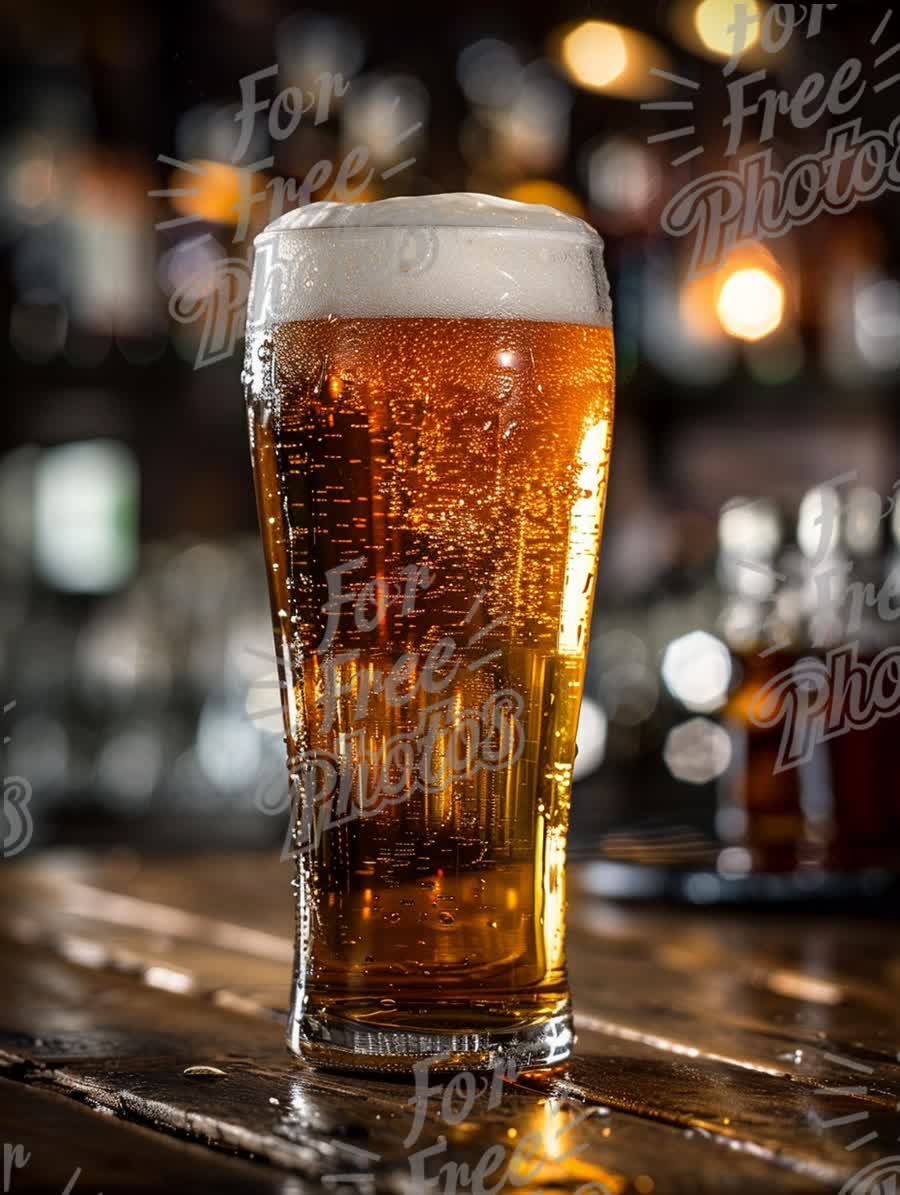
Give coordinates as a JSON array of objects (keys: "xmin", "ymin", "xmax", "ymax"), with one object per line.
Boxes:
[{"xmin": 250, "ymin": 194, "xmax": 611, "ymax": 327}]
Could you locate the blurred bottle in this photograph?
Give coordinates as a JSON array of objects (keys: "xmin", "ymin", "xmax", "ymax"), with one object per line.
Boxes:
[
  {"xmin": 720, "ymin": 484, "xmax": 900, "ymax": 877},
  {"xmin": 823, "ymin": 485, "xmax": 900, "ymax": 871},
  {"xmin": 718, "ymin": 496, "xmax": 807, "ymax": 873}
]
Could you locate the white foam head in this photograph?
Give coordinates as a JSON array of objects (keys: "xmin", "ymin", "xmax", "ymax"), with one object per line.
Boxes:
[{"xmin": 249, "ymin": 193, "xmax": 610, "ymax": 327}]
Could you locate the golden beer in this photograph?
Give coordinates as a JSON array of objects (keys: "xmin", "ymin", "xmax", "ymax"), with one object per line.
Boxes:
[{"xmin": 244, "ymin": 197, "xmax": 614, "ymax": 1070}]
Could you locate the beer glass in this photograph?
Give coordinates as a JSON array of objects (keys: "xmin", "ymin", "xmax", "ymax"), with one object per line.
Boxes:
[{"xmin": 243, "ymin": 195, "xmax": 614, "ymax": 1072}]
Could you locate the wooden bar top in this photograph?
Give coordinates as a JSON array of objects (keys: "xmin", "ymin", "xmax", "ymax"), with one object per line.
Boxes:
[{"xmin": 1, "ymin": 850, "xmax": 898, "ymax": 1193}]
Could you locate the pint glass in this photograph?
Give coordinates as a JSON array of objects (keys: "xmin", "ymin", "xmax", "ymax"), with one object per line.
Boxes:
[{"xmin": 243, "ymin": 195, "xmax": 614, "ymax": 1071}]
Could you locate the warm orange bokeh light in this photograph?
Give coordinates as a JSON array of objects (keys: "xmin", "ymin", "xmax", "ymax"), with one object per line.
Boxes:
[{"xmin": 716, "ymin": 267, "xmax": 785, "ymax": 341}]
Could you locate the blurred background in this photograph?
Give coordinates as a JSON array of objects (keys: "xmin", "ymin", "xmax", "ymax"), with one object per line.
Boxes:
[{"xmin": 3, "ymin": 0, "xmax": 899, "ymax": 900}]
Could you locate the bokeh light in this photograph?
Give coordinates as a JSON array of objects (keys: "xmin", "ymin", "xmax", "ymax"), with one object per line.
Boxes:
[
  {"xmin": 166, "ymin": 160, "xmax": 259, "ymax": 227},
  {"xmin": 276, "ymin": 11, "xmax": 365, "ymax": 89},
  {"xmin": 573, "ymin": 696, "xmax": 607, "ymax": 781},
  {"xmin": 479, "ymin": 60, "xmax": 573, "ymax": 175},
  {"xmin": 582, "ymin": 137, "xmax": 660, "ymax": 219},
  {"xmin": 854, "ymin": 279, "xmax": 900, "ymax": 371},
  {"xmin": 797, "ymin": 485, "xmax": 841, "ymax": 560},
  {"xmin": 719, "ymin": 497, "xmax": 780, "ymax": 560},
  {"xmin": 694, "ymin": 0, "xmax": 761, "ymax": 58},
  {"xmin": 560, "ymin": 22, "xmax": 627, "ymax": 89},
  {"xmin": 504, "ymin": 180, "xmax": 585, "ymax": 219},
  {"xmin": 661, "ymin": 631, "xmax": 732, "ymax": 713},
  {"xmin": 457, "ymin": 39, "xmax": 523, "ymax": 108},
  {"xmin": 341, "ymin": 73, "xmax": 428, "ymax": 167},
  {"xmin": 664, "ymin": 717, "xmax": 733, "ymax": 784},
  {"xmin": 554, "ymin": 21, "xmax": 669, "ymax": 98},
  {"xmin": 716, "ymin": 267, "xmax": 785, "ymax": 341},
  {"xmin": 8, "ymin": 139, "xmax": 60, "ymax": 225},
  {"xmin": 34, "ymin": 441, "xmax": 139, "ymax": 595},
  {"xmin": 844, "ymin": 486, "xmax": 883, "ymax": 556}
]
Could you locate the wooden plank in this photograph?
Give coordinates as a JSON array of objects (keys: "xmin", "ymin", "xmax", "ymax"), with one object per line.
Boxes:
[
  {"xmin": 0, "ymin": 937, "xmax": 883, "ymax": 1192},
  {"xmin": 0, "ymin": 1076, "xmax": 299, "ymax": 1193},
  {"xmin": 0, "ymin": 938, "xmax": 862, "ymax": 1193},
  {"xmin": 566, "ymin": 928, "xmax": 900, "ymax": 1083},
  {"xmin": 566, "ymin": 922, "xmax": 900, "ymax": 1094}
]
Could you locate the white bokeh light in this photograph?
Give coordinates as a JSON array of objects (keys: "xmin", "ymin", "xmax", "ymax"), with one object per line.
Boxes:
[
  {"xmin": 573, "ymin": 695, "xmax": 607, "ymax": 781},
  {"xmin": 661, "ymin": 631, "xmax": 732, "ymax": 712},
  {"xmin": 664, "ymin": 717, "xmax": 733, "ymax": 784},
  {"xmin": 855, "ymin": 279, "xmax": 900, "ymax": 371}
]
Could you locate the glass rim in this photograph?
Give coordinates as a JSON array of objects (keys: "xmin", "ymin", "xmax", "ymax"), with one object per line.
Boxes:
[{"xmin": 253, "ymin": 223, "xmax": 603, "ymax": 248}]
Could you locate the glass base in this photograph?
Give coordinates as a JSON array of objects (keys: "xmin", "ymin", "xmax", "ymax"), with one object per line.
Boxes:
[{"xmin": 287, "ymin": 1008, "xmax": 575, "ymax": 1075}]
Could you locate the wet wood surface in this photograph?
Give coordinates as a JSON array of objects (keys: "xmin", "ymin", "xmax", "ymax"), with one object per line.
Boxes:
[{"xmin": 1, "ymin": 851, "xmax": 898, "ymax": 1193}]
